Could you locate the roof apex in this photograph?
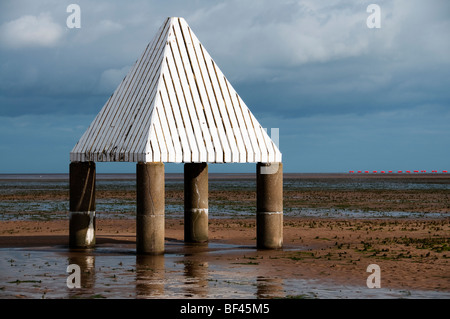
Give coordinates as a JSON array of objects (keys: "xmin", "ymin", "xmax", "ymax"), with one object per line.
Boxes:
[{"xmin": 71, "ymin": 17, "xmax": 281, "ymax": 163}]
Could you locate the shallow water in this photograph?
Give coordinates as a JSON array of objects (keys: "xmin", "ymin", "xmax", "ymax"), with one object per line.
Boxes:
[
  {"xmin": 1, "ymin": 174, "xmax": 449, "ymax": 221},
  {"xmin": 1, "ymin": 243, "xmax": 449, "ymax": 299},
  {"xmin": 2, "ymin": 202, "xmax": 448, "ymax": 221},
  {"xmin": 1, "ymin": 174, "xmax": 449, "ymax": 299},
  {"xmin": 283, "ymin": 178, "xmax": 450, "ymax": 191}
]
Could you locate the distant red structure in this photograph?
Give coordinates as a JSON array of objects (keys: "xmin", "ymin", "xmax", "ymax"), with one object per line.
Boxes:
[{"xmin": 348, "ymin": 169, "xmax": 447, "ymax": 174}]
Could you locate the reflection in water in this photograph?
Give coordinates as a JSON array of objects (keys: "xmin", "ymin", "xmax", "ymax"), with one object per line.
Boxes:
[
  {"xmin": 183, "ymin": 259, "xmax": 209, "ymax": 298},
  {"xmin": 66, "ymin": 252, "xmax": 95, "ymax": 298},
  {"xmin": 256, "ymin": 276, "xmax": 284, "ymax": 298},
  {"xmin": 1, "ymin": 246, "xmax": 448, "ymax": 299},
  {"xmin": 135, "ymin": 255, "xmax": 165, "ymax": 298}
]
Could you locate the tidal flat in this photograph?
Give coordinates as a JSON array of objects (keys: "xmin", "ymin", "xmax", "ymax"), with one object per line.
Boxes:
[{"xmin": 0, "ymin": 173, "xmax": 448, "ymax": 299}]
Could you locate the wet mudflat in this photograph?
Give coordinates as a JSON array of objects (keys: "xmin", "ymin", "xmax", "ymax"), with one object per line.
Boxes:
[
  {"xmin": 0, "ymin": 174, "xmax": 449, "ymax": 299},
  {"xmin": 1, "ymin": 240, "xmax": 448, "ymax": 299},
  {"xmin": 1, "ymin": 217, "xmax": 449, "ymax": 299},
  {"xmin": 1, "ymin": 173, "xmax": 449, "ymax": 221}
]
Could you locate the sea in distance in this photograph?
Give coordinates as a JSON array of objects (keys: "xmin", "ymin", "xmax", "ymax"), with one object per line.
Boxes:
[{"xmin": 0, "ymin": 173, "xmax": 449, "ymax": 221}]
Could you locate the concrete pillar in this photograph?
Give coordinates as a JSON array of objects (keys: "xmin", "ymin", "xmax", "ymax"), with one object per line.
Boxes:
[
  {"xmin": 256, "ymin": 162, "xmax": 283, "ymax": 249},
  {"xmin": 69, "ymin": 161, "xmax": 96, "ymax": 248},
  {"xmin": 136, "ymin": 162, "xmax": 165, "ymax": 255},
  {"xmin": 184, "ymin": 163, "xmax": 208, "ymax": 243}
]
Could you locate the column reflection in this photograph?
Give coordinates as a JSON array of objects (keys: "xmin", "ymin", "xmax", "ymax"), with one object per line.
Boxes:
[
  {"xmin": 183, "ymin": 259, "xmax": 209, "ymax": 298},
  {"xmin": 256, "ymin": 276, "xmax": 284, "ymax": 298},
  {"xmin": 66, "ymin": 253, "xmax": 96, "ymax": 298},
  {"xmin": 135, "ymin": 254, "xmax": 165, "ymax": 298}
]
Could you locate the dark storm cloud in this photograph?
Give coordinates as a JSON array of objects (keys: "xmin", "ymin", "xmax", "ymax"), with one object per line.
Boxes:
[
  {"xmin": 1, "ymin": 0, "xmax": 449, "ymax": 118},
  {"xmin": 0, "ymin": 0, "xmax": 449, "ymax": 173}
]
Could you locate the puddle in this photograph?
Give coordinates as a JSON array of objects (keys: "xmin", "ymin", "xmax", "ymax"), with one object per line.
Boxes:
[
  {"xmin": 1, "ymin": 243, "xmax": 449, "ymax": 299},
  {"xmin": 286, "ymin": 208, "xmax": 450, "ymax": 219}
]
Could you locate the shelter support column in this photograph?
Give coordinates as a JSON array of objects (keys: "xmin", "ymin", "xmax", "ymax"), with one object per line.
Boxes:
[
  {"xmin": 69, "ymin": 161, "xmax": 96, "ymax": 248},
  {"xmin": 184, "ymin": 163, "xmax": 208, "ymax": 243},
  {"xmin": 136, "ymin": 162, "xmax": 165, "ymax": 255},
  {"xmin": 256, "ymin": 162, "xmax": 283, "ymax": 249}
]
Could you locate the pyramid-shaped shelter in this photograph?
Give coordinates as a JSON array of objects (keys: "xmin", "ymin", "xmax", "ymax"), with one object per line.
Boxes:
[{"xmin": 70, "ymin": 17, "xmax": 281, "ymax": 164}]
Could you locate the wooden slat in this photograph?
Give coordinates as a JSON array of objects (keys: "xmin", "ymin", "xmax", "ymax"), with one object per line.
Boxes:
[
  {"xmin": 72, "ymin": 17, "xmax": 169, "ymax": 162},
  {"xmin": 223, "ymin": 77, "xmax": 253, "ymax": 162},
  {"xmin": 188, "ymin": 29, "xmax": 227, "ymax": 163},
  {"xmin": 236, "ymin": 94, "xmax": 259, "ymax": 162},
  {"xmin": 201, "ymin": 49, "xmax": 239, "ymax": 162},
  {"xmin": 156, "ymin": 90, "xmax": 175, "ymax": 162},
  {"xmin": 124, "ymin": 58, "xmax": 163, "ymax": 161},
  {"xmin": 70, "ymin": 17, "xmax": 281, "ymax": 164},
  {"xmin": 262, "ymin": 128, "xmax": 275, "ymax": 163},
  {"xmin": 120, "ymin": 20, "xmax": 171, "ymax": 162},
  {"xmin": 163, "ymin": 54, "xmax": 192, "ymax": 162},
  {"xmin": 249, "ymin": 110, "xmax": 267, "ymax": 162},
  {"xmin": 214, "ymin": 67, "xmax": 247, "ymax": 162},
  {"xmin": 159, "ymin": 78, "xmax": 183, "ymax": 162},
  {"xmin": 87, "ymin": 22, "xmax": 162, "ymax": 161},
  {"xmin": 172, "ymin": 20, "xmax": 207, "ymax": 162},
  {"xmin": 167, "ymin": 35, "xmax": 199, "ymax": 162},
  {"xmin": 149, "ymin": 124, "xmax": 159, "ymax": 162},
  {"xmin": 112, "ymin": 20, "xmax": 170, "ymax": 157},
  {"xmin": 153, "ymin": 105, "xmax": 168, "ymax": 162},
  {"xmin": 179, "ymin": 19, "xmax": 215, "ymax": 162}
]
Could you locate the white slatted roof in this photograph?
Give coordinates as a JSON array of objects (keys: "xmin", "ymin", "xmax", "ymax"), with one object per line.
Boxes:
[{"xmin": 70, "ymin": 17, "xmax": 281, "ymax": 163}]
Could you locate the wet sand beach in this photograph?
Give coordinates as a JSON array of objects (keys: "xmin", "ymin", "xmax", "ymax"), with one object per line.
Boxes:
[
  {"xmin": 0, "ymin": 174, "xmax": 449, "ymax": 299},
  {"xmin": 1, "ymin": 217, "xmax": 449, "ymax": 295}
]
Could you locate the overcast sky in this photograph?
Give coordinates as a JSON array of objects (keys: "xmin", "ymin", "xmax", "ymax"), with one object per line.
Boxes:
[{"xmin": 0, "ymin": 0, "xmax": 449, "ymax": 173}]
